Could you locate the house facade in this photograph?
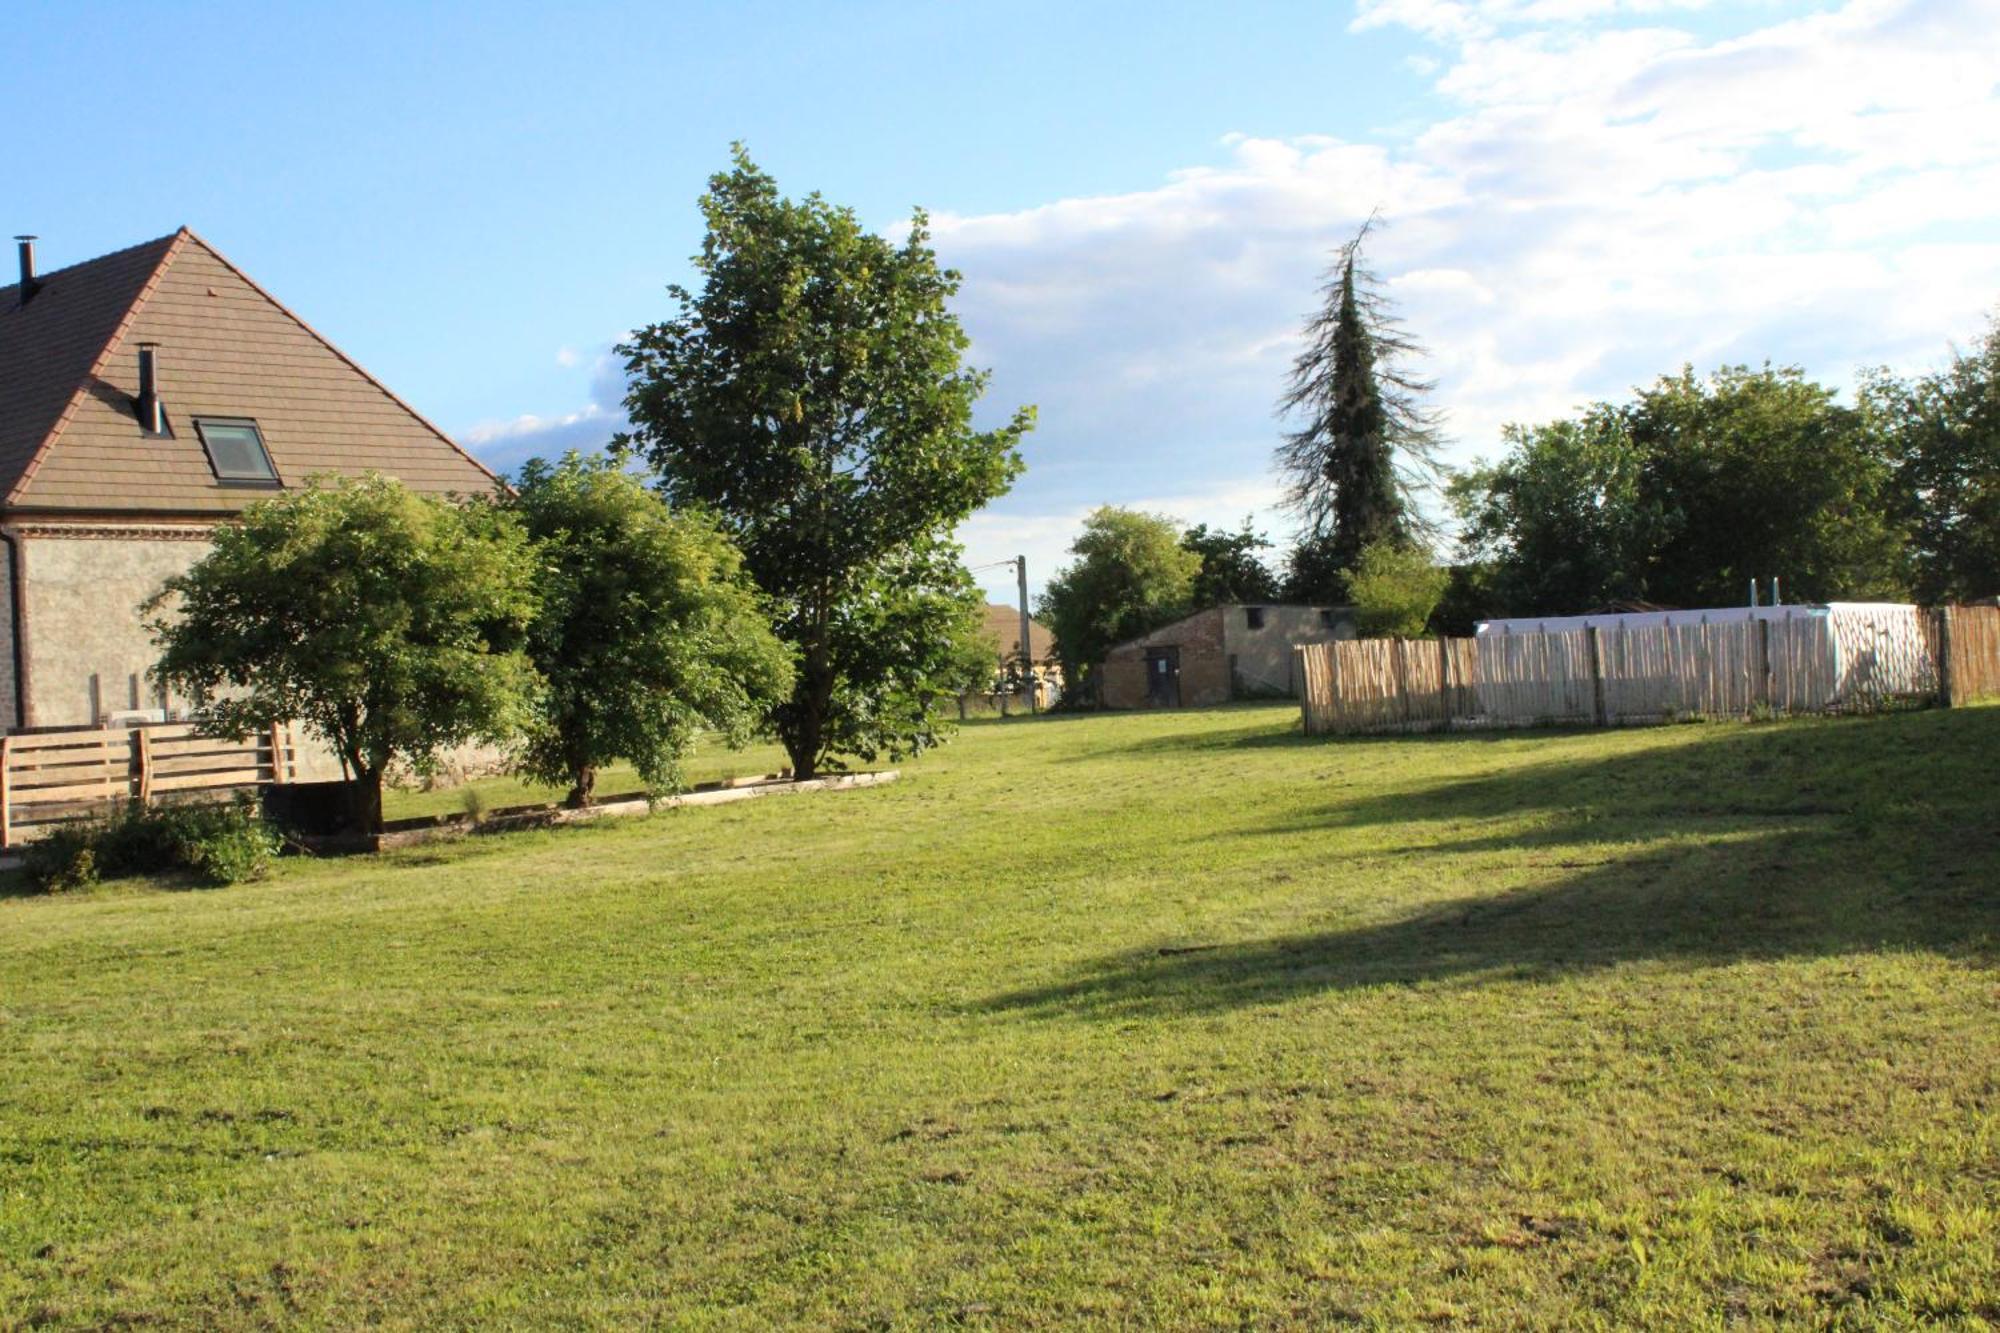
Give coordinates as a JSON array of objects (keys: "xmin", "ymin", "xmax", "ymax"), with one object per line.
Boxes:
[
  {"xmin": 0, "ymin": 230, "xmax": 502, "ymax": 732},
  {"xmin": 1099, "ymin": 603, "xmax": 1357, "ymax": 709}
]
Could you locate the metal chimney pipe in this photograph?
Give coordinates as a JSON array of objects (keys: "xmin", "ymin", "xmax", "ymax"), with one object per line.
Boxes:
[
  {"xmin": 137, "ymin": 342, "xmax": 164, "ymax": 434},
  {"xmin": 13, "ymin": 235, "xmax": 37, "ymax": 302}
]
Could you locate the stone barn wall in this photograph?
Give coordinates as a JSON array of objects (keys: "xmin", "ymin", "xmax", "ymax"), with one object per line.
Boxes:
[
  {"xmin": 1097, "ymin": 604, "xmax": 1359, "ymax": 708},
  {"xmin": 1099, "ymin": 607, "xmax": 1229, "ymax": 709},
  {"xmin": 15, "ymin": 524, "xmax": 212, "ymax": 728},
  {"xmin": 1222, "ymin": 605, "xmax": 1358, "ymax": 697}
]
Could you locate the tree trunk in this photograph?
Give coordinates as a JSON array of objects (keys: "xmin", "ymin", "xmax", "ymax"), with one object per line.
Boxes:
[
  {"xmin": 783, "ymin": 718, "xmax": 821, "ymax": 781},
  {"xmin": 565, "ymin": 764, "xmax": 597, "ymax": 809},
  {"xmin": 348, "ymin": 767, "xmax": 385, "ymax": 834},
  {"xmin": 782, "ymin": 646, "xmax": 838, "ymax": 780}
]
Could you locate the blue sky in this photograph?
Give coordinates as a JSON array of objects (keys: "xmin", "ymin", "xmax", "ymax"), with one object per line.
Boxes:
[{"xmin": 11, "ymin": 0, "xmax": 2000, "ymax": 601}]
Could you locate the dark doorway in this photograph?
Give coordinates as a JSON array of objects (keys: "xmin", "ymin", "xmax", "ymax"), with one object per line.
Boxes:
[{"xmin": 1144, "ymin": 647, "xmax": 1181, "ymax": 707}]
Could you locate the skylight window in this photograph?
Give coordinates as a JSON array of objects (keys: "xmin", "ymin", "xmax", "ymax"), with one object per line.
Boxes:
[{"xmin": 193, "ymin": 418, "xmax": 280, "ymax": 484}]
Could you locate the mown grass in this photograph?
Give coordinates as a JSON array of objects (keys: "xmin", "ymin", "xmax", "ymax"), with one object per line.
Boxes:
[
  {"xmin": 2, "ymin": 704, "xmax": 1996, "ymax": 1328},
  {"xmin": 379, "ymin": 737, "xmax": 794, "ymax": 822}
]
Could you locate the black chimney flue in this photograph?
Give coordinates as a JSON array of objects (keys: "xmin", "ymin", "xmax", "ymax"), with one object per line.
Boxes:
[
  {"xmin": 137, "ymin": 342, "xmax": 164, "ymax": 434},
  {"xmin": 13, "ymin": 235, "xmax": 37, "ymax": 303}
]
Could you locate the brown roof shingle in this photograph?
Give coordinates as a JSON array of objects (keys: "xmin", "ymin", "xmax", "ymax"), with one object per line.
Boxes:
[
  {"xmin": 981, "ymin": 602, "xmax": 1055, "ymax": 663},
  {"xmin": 0, "ymin": 228, "xmax": 500, "ymax": 514},
  {"xmin": 0, "ymin": 233, "xmax": 179, "ymax": 504}
]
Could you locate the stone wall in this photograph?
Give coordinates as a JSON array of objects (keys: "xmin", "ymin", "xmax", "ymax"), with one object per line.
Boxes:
[
  {"xmin": 1222, "ymin": 605, "xmax": 1358, "ymax": 697},
  {"xmin": 16, "ymin": 524, "xmax": 212, "ymax": 728},
  {"xmin": 1096, "ymin": 604, "xmax": 1358, "ymax": 708},
  {"xmin": 1100, "ymin": 607, "xmax": 1229, "ymax": 709},
  {"xmin": 8, "ymin": 522, "xmax": 502, "ymax": 788}
]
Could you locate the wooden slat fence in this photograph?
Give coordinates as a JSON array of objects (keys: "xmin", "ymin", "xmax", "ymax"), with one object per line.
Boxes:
[
  {"xmin": 1299, "ymin": 606, "xmax": 1983, "ymax": 736},
  {"xmin": 1, "ymin": 722, "xmax": 295, "ymax": 848},
  {"xmin": 1942, "ymin": 605, "xmax": 2000, "ymax": 704}
]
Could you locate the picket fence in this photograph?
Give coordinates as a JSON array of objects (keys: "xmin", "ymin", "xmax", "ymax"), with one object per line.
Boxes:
[
  {"xmin": 0, "ymin": 722, "xmax": 297, "ymax": 848},
  {"xmin": 1296, "ymin": 607, "xmax": 1985, "ymax": 737}
]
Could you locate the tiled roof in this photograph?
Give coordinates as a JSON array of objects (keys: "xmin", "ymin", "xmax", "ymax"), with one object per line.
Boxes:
[
  {"xmin": 0, "ymin": 228, "xmax": 500, "ymax": 514},
  {"xmin": 981, "ymin": 602, "xmax": 1055, "ymax": 663},
  {"xmin": 0, "ymin": 233, "xmax": 178, "ymax": 505}
]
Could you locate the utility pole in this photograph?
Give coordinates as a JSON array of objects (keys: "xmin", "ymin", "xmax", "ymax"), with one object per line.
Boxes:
[{"xmin": 1015, "ymin": 555, "xmax": 1037, "ymax": 713}]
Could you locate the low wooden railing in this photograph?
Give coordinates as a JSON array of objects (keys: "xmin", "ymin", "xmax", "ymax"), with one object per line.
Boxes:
[{"xmin": 0, "ymin": 722, "xmax": 295, "ymax": 848}]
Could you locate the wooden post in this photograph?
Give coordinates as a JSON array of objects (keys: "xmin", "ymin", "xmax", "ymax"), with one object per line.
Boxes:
[
  {"xmin": 1760, "ymin": 616, "xmax": 1776, "ymax": 712},
  {"xmin": 268, "ymin": 722, "xmax": 288, "ymax": 783},
  {"xmin": 1, "ymin": 734, "xmax": 12, "ymax": 850},
  {"xmin": 1437, "ymin": 637, "xmax": 1453, "ymax": 732},
  {"xmin": 1936, "ymin": 606, "xmax": 1956, "ymax": 708},
  {"xmin": 1586, "ymin": 625, "xmax": 1608, "ymax": 726},
  {"xmin": 135, "ymin": 726, "xmax": 154, "ymax": 806},
  {"xmin": 1393, "ymin": 638, "xmax": 1413, "ymax": 730}
]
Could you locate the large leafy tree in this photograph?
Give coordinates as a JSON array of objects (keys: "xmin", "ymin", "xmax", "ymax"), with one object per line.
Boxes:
[
  {"xmin": 1181, "ymin": 520, "xmax": 1279, "ymax": 607},
  {"xmin": 147, "ymin": 475, "xmax": 538, "ymax": 832},
  {"xmin": 508, "ymin": 453, "xmax": 793, "ymax": 808},
  {"xmin": 1038, "ymin": 507, "xmax": 1200, "ymax": 698},
  {"xmin": 617, "ymin": 147, "xmax": 1032, "ymax": 778},
  {"xmin": 1455, "ymin": 365, "xmax": 1909, "ymax": 616},
  {"xmin": 1450, "ymin": 407, "xmax": 1663, "ymax": 616},
  {"xmin": 1631, "ymin": 366, "xmax": 1907, "ymax": 606},
  {"xmin": 1863, "ymin": 315, "xmax": 2000, "ymax": 603},
  {"xmin": 1275, "ymin": 219, "xmax": 1442, "ymax": 595}
]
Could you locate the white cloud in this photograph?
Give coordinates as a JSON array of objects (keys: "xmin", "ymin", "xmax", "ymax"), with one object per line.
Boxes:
[
  {"xmin": 469, "ymin": 0, "xmax": 2000, "ymax": 591},
  {"xmin": 457, "ymin": 347, "xmax": 631, "ymax": 474},
  {"xmin": 922, "ymin": 0, "xmax": 2000, "ymax": 584},
  {"xmin": 958, "ymin": 481, "xmax": 1287, "ymax": 607}
]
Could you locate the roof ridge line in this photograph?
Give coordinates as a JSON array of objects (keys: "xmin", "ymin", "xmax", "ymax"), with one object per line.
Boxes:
[
  {"xmin": 175, "ymin": 227, "xmax": 504, "ymax": 492},
  {"xmin": 4, "ymin": 229, "xmax": 190, "ymax": 507},
  {"xmin": 0, "ymin": 230, "xmax": 183, "ymax": 304}
]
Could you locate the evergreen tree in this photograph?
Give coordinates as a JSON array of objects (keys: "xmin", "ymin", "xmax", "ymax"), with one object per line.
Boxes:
[{"xmin": 1275, "ymin": 219, "xmax": 1442, "ymax": 595}]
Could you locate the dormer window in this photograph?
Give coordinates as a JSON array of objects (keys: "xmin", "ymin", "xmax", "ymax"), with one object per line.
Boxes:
[{"xmin": 193, "ymin": 417, "xmax": 280, "ymax": 485}]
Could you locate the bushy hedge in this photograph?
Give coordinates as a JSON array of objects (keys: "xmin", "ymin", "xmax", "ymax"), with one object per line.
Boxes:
[{"xmin": 23, "ymin": 796, "xmax": 281, "ymax": 893}]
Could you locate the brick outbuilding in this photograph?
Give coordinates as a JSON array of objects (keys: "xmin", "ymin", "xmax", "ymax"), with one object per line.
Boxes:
[{"xmin": 1099, "ymin": 604, "xmax": 1356, "ymax": 709}]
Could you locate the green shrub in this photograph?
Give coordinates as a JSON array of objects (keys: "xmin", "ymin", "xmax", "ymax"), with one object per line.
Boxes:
[
  {"xmin": 1348, "ymin": 541, "xmax": 1451, "ymax": 639},
  {"xmin": 22, "ymin": 796, "xmax": 279, "ymax": 892},
  {"xmin": 23, "ymin": 825, "xmax": 101, "ymax": 893}
]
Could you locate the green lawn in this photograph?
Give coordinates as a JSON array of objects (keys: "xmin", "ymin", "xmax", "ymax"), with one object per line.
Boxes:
[
  {"xmin": 380, "ymin": 736, "xmax": 795, "ymax": 822},
  {"xmin": 3, "ymin": 705, "xmax": 1996, "ymax": 1327}
]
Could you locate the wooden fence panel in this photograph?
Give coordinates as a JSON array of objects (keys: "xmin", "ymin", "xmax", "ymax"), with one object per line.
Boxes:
[
  {"xmin": 1475, "ymin": 630, "xmax": 1593, "ymax": 726},
  {"xmin": 1, "ymin": 722, "xmax": 292, "ymax": 848},
  {"xmin": 1768, "ymin": 617, "xmax": 1831, "ymax": 713},
  {"xmin": 1828, "ymin": 605, "xmax": 1938, "ymax": 706},
  {"xmin": 1945, "ymin": 605, "xmax": 2000, "ymax": 704},
  {"xmin": 1443, "ymin": 638, "xmax": 1480, "ymax": 719},
  {"xmin": 1296, "ymin": 609, "xmax": 1975, "ymax": 738},
  {"xmin": 1331, "ymin": 639, "xmax": 1406, "ymax": 733}
]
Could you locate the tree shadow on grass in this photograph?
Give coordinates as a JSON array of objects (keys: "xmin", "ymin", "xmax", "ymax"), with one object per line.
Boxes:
[{"xmin": 986, "ymin": 708, "xmax": 2000, "ymax": 1018}]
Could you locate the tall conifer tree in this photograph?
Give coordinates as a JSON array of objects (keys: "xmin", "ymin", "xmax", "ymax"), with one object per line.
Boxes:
[{"xmin": 1276, "ymin": 219, "xmax": 1442, "ymax": 598}]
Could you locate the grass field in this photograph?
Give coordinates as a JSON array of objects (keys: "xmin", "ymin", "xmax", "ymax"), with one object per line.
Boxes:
[
  {"xmin": 2, "ymin": 704, "xmax": 1996, "ymax": 1327},
  {"xmin": 379, "ymin": 737, "xmax": 795, "ymax": 822}
]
